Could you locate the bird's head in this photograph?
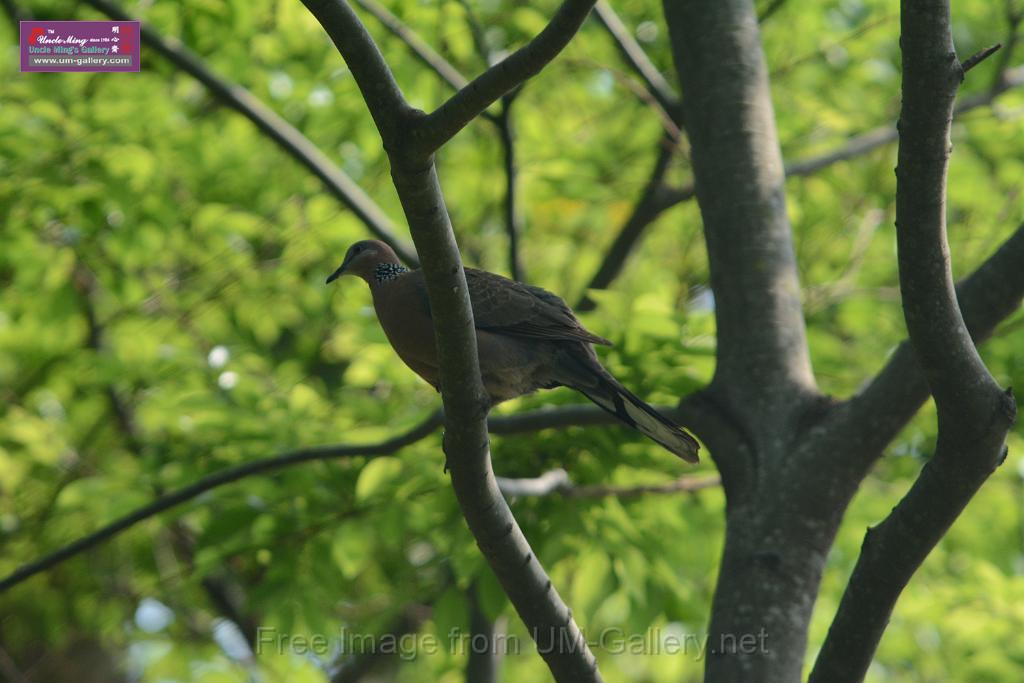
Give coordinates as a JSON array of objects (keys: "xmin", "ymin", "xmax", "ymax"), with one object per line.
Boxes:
[{"xmin": 326, "ymin": 240, "xmax": 401, "ymax": 285}]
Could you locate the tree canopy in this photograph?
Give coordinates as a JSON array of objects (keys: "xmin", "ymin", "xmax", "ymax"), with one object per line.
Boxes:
[{"xmin": 1, "ymin": 0, "xmax": 1022, "ymax": 681}]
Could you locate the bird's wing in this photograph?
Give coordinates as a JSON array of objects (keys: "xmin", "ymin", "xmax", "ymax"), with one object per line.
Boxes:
[{"xmin": 464, "ymin": 268, "xmax": 611, "ymax": 346}]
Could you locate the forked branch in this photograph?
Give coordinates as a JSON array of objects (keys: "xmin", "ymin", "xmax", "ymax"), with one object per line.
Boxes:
[
  {"xmin": 353, "ymin": 0, "xmax": 469, "ymax": 91},
  {"xmin": 810, "ymin": 3, "xmax": 1017, "ymax": 680},
  {"xmin": 416, "ymin": 0, "xmax": 597, "ymax": 155},
  {"xmin": 299, "ymin": 2, "xmax": 602, "ymax": 680}
]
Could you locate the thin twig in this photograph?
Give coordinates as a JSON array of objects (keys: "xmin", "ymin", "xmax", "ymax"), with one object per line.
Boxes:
[
  {"xmin": 453, "ymin": 2, "xmax": 528, "ymax": 281},
  {"xmin": 497, "ymin": 100, "xmax": 526, "ymax": 281},
  {"xmin": 353, "ymin": 0, "xmax": 468, "ymax": 90},
  {"xmin": 496, "ymin": 469, "xmax": 572, "ymax": 496},
  {"xmin": 0, "ymin": 412, "xmax": 443, "ymax": 593},
  {"xmin": 567, "ymin": 473, "xmax": 720, "ymax": 498},
  {"xmin": 417, "ymin": 0, "xmax": 597, "ymax": 155},
  {"xmin": 81, "ymin": 0, "xmax": 418, "ymax": 266},
  {"xmin": 576, "ymin": 132, "xmax": 681, "ymax": 310},
  {"xmin": 592, "ymin": 0, "xmax": 679, "ymax": 119},
  {"xmin": 561, "ymin": 56, "xmax": 682, "ymax": 138},
  {"xmin": 770, "ymin": 14, "xmax": 897, "ymax": 79},
  {"xmin": 991, "ymin": 1, "xmax": 1021, "ymax": 90},
  {"xmin": 788, "ymin": 63, "xmax": 1024, "ymax": 176},
  {"xmin": 489, "ymin": 402, "xmax": 654, "ymax": 434},
  {"xmin": 455, "ymin": 0, "xmax": 493, "ymax": 67},
  {"xmin": 577, "ymin": 65, "xmax": 1024, "ymax": 305},
  {"xmin": 0, "ymin": 396, "xmax": 713, "ymax": 594},
  {"xmin": 353, "ymin": 0, "xmax": 521, "ymax": 277},
  {"xmin": 962, "ymin": 43, "xmax": 1002, "ymax": 73}
]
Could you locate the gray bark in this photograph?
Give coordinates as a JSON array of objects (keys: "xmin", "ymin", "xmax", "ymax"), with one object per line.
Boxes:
[
  {"xmin": 663, "ymin": 3, "xmax": 824, "ymax": 677},
  {"xmin": 7, "ymin": 3, "xmax": 1021, "ymax": 682},
  {"xmin": 660, "ymin": 2, "xmax": 1020, "ymax": 682},
  {"xmin": 300, "ymin": 2, "xmax": 602, "ymax": 681},
  {"xmin": 809, "ymin": 2, "xmax": 1016, "ymax": 679}
]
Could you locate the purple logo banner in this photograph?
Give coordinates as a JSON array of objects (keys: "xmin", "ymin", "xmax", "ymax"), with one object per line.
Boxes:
[{"xmin": 20, "ymin": 20, "xmax": 140, "ymax": 73}]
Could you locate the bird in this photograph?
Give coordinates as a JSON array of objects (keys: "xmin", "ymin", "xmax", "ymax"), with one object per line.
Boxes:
[{"xmin": 327, "ymin": 239, "xmax": 699, "ymax": 463}]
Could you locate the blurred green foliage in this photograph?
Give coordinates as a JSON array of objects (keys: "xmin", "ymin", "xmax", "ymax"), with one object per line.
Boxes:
[{"xmin": 1, "ymin": 0, "xmax": 1023, "ymax": 681}]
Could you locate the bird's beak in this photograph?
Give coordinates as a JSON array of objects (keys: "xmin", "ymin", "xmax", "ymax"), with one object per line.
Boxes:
[
  {"xmin": 325, "ymin": 266, "xmax": 345, "ymax": 284},
  {"xmin": 327, "ymin": 252, "xmax": 358, "ymax": 284}
]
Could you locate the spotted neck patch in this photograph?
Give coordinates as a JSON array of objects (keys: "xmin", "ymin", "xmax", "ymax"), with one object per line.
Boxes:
[{"xmin": 375, "ymin": 262, "xmax": 408, "ymax": 283}]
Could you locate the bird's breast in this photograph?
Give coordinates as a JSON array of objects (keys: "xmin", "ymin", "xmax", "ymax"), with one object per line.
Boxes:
[{"xmin": 371, "ymin": 282, "xmax": 440, "ymax": 387}]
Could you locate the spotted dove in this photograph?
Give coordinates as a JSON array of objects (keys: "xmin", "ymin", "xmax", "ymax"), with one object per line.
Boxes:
[{"xmin": 327, "ymin": 240, "xmax": 699, "ymax": 462}]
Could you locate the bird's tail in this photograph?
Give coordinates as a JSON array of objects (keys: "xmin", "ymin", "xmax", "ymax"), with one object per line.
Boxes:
[{"xmin": 556, "ymin": 351, "xmax": 700, "ymax": 463}]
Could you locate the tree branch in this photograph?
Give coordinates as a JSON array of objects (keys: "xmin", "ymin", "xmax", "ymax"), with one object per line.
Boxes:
[
  {"xmin": 488, "ymin": 403, "xmax": 622, "ymax": 434},
  {"xmin": 491, "ymin": 389, "xmax": 733, "ymax": 443},
  {"xmin": 497, "ymin": 468, "xmax": 721, "ymax": 498},
  {"xmin": 465, "ymin": 585, "xmax": 504, "ymax": 683},
  {"xmin": 301, "ymin": 0, "xmax": 415, "ymax": 150},
  {"xmin": 496, "ymin": 469, "xmax": 573, "ymax": 497},
  {"xmin": 784, "ymin": 64, "xmax": 1024, "ymax": 176},
  {"xmin": 301, "ymin": 2, "xmax": 602, "ymax": 680},
  {"xmin": 415, "ymin": 0, "xmax": 597, "ymax": 155},
  {"xmin": 0, "ymin": 412, "xmax": 442, "ymax": 594},
  {"xmin": 664, "ymin": 0, "xmax": 817, "ymax": 430},
  {"xmin": 454, "ymin": 9, "xmax": 528, "ymax": 282},
  {"xmin": 82, "ymin": 0, "xmax": 418, "ymax": 266},
  {"xmin": 565, "ymin": 473, "xmax": 720, "ymax": 498},
  {"xmin": 497, "ymin": 100, "xmax": 526, "ymax": 281},
  {"xmin": 576, "ymin": 64, "xmax": 1024, "ymax": 311},
  {"xmin": 961, "ymin": 43, "xmax": 1002, "ymax": 73},
  {"xmin": 455, "ymin": 0, "xmax": 493, "ymax": 68},
  {"xmin": 396, "ymin": 91, "xmax": 608, "ymax": 683},
  {"xmin": 0, "ymin": 389, "xmax": 737, "ymax": 597},
  {"xmin": 352, "ymin": 0, "xmax": 469, "ymax": 91},
  {"xmin": 990, "ymin": 0, "xmax": 1021, "ymax": 91},
  {"xmin": 576, "ymin": 132, "xmax": 682, "ymax": 310},
  {"xmin": 348, "ymin": 0, "xmax": 524, "ymax": 279},
  {"xmin": 506, "ymin": 388, "xmax": 750, "ymax": 496},
  {"xmin": 812, "ymin": 223, "xmax": 1024, "ymax": 482},
  {"xmin": 592, "ymin": 0, "xmax": 679, "ymax": 119},
  {"xmin": 809, "ymin": 3, "xmax": 1017, "ymax": 679}
]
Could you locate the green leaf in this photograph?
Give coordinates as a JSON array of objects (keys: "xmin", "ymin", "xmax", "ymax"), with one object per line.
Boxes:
[
  {"xmin": 331, "ymin": 521, "xmax": 373, "ymax": 579},
  {"xmin": 354, "ymin": 456, "xmax": 403, "ymax": 502}
]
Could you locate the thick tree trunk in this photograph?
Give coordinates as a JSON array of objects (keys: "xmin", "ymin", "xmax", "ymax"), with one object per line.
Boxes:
[
  {"xmin": 662, "ymin": 1, "xmax": 832, "ymax": 679},
  {"xmin": 705, "ymin": 474, "xmax": 850, "ymax": 682},
  {"xmin": 707, "ymin": 516, "xmax": 824, "ymax": 681},
  {"xmin": 660, "ymin": 2, "xmax": 1021, "ymax": 681}
]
